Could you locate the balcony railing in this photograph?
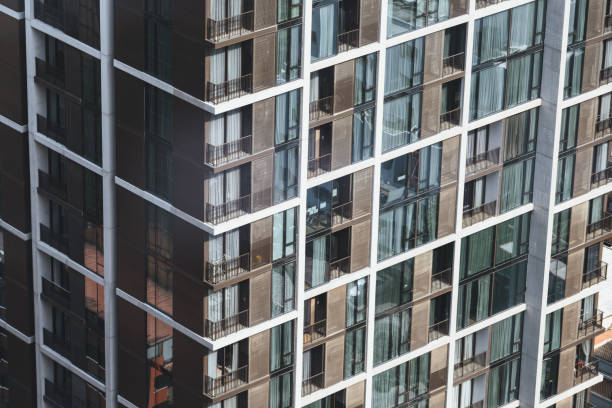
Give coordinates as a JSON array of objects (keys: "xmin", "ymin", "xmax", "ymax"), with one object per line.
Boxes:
[
  {"xmin": 303, "ymin": 319, "xmax": 326, "ymax": 344},
  {"xmin": 337, "ymin": 29, "xmax": 360, "ymax": 54},
  {"xmin": 578, "ymin": 310, "xmax": 604, "ymax": 338},
  {"xmin": 205, "ymin": 309, "xmax": 248, "ymax": 340},
  {"xmin": 35, "ymin": 58, "xmax": 65, "ymax": 86},
  {"xmin": 601, "ymin": 66, "xmax": 612, "ymax": 85},
  {"xmin": 595, "ymin": 115, "xmax": 612, "ymax": 138},
  {"xmin": 582, "ymin": 262, "xmax": 607, "ymax": 289},
  {"xmin": 440, "ymin": 108, "xmax": 461, "ymax": 130},
  {"xmin": 466, "ymin": 147, "xmax": 500, "ymax": 175},
  {"xmin": 591, "ymin": 166, "xmax": 612, "ymax": 188},
  {"xmin": 302, "ymin": 371, "xmax": 325, "ymax": 396},
  {"xmin": 206, "ymin": 74, "xmax": 253, "ymax": 104},
  {"xmin": 331, "ymin": 201, "xmax": 353, "ymax": 226},
  {"xmin": 204, "ymin": 253, "xmax": 250, "ymax": 285},
  {"xmin": 206, "ymin": 11, "xmax": 254, "ymax": 43},
  {"xmin": 428, "ymin": 319, "xmax": 449, "ymax": 342},
  {"xmin": 309, "ymin": 96, "xmax": 334, "ymax": 121},
  {"xmin": 41, "ymin": 277, "xmax": 71, "ymax": 309},
  {"xmin": 205, "ymin": 195, "xmax": 251, "ymax": 224},
  {"xmin": 205, "ymin": 136, "xmax": 252, "ymax": 167},
  {"xmin": 442, "ymin": 52, "xmax": 465, "ymax": 77},
  {"xmin": 37, "ymin": 114, "xmax": 66, "ymax": 143},
  {"xmin": 574, "ymin": 360, "xmax": 599, "ymax": 385},
  {"xmin": 431, "ymin": 268, "xmax": 452, "ymax": 292},
  {"xmin": 475, "ymin": 0, "xmax": 503, "ymax": 8},
  {"xmin": 454, "ymin": 352, "xmax": 487, "ymax": 379},
  {"xmin": 307, "ymin": 154, "xmax": 332, "ymax": 178},
  {"xmin": 329, "ymin": 256, "xmax": 351, "ymax": 281},
  {"xmin": 462, "ymin": 200, "xmax": 496, "ymax": 227},
  {"xmin": 40, "ymin": 224, "xmax": 69, "ymax": 254},
  {"xmin": 38, "ymin": 170, "xmax": 68, "ymax": 202},
  {"xmin": 586, "ymin": 214, "xmax": 612, "ymax": 240},
  {"xmin": 204, "ymin": 365, "xmax": 248, "ymax": 397}
]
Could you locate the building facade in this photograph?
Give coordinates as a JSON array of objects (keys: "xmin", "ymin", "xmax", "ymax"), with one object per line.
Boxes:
[{"xmin": 0, "ymin": 0, "xmax": 609, "ymax": 406}]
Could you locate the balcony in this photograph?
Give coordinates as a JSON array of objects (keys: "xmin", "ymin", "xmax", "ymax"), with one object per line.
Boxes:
[
  {"xmin": 466, "ymin": 148, "xmax": 500, "ymax": 175},
  {"xmin": 205, "ymin": 195, "xmax": 251, "ymax": 224},
  {"xmin": 574, "ymin": 360, "xmax": 599, "ymax": 385},
  {"xmin": 205, "ymin": 309, "xmax": 248, "ymax": 340},
  {"xmin": 440, "ymin": 108, "xmax": 461, "ymax": 130},
  {"xmin": 442, "ymin": 52, "xmax": 465, "ymax": 77},
  {"xmin": 204, "ymin": 365, "xmax": 248, "ymax": 398},
  {"xmin": 329, "ymin": 256, "xmax": 351, "ymax": 280},
  {"xmin": 40, "ymin": 224, "xmax": 69, "ymax": 254},
  {"xmin": 204, "ymin": 253, "xmax": 250, "ymax": 286},
  {"xmin": 205, "ymin": 136, "xmax": 252, "ymax": 167},
  {"xmin": 43, "ymin": 328, "xmax": 75, "ymax": 359},
  {"xmin": 462, "ymin": 200, "xmax": 496, "ymax": 227},
  {"xmin": 582, "ymin": 262, "xmax": 607, "ymax": 289},
  {"xmin": 595, "ymin": 115, "xmax": 612, "ymax": 139},
  {"xmin": 307, "ymin": 154, "xmax": 332, "ymax": 178},
  {"xmin": 337, "ymin": 29, "xmax": 360, "ymax": 54},
  {"xmin": 206, "ymin": 11, "xmax": 254, "ymax": 43},
  {"xmin": 577, "ymin": 310, "xmax": 604, "ymax": 339},
  {"xmin": 591, "ymin": 166, "xmax": 612, "ymax": 188},
  {"xmin": 586, "ymin": 214, "xmax": 612, "ymax": 240},
  {"xmin": 37, "ymin": 115, "xmax": 66, "ymax": 143},
  {"xmin": 428, "ymin": 319, "xmax": 449, "ymax": 342},
  {"xmin": 35, "ymin": 58, "xmax": 65, "ymax": 87},
  {"xmin": 206, "ymin": 74, "xmax": 253, "ymax": 104},
  {"xmin": 601, "ymin": 66, "xmax": 612, "ymax": 85},
  {"xmin": 38, "ymin": 170, "xmax": 68, "ymax": 202},
  {"xmin": 431, "ymin": 268, "xmax": 452, "ymax": 292},
  {"xmin": 454, "ymin": 352, "xmax": 487, "ymax": 380},
  {"xmin": 331, "ymin": 202, "xmax": 353, "ymax": 226},
  {"xmin": 41, "ymin": 277, "xmax": 70, "ymax": 309},
  {"xmin": 302, "ymin": 371, "xmax": 325, "ymax": 396},
  {"xmin": 309, "ymin": 96, "xmax": 334, "ymax": 122},
  {"xmin": 303, "ymin": 319, "xmax": 326, "ymax": 344}
]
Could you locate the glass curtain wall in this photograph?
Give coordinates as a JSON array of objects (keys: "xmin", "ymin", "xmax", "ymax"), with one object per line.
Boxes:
[
  {"xmin": 387, "ymin": 0, "xmax": 450, "ymax": 38},
  {"xmin": 372, "ymin": 353, "xmax": 431, "ymax": 408}
]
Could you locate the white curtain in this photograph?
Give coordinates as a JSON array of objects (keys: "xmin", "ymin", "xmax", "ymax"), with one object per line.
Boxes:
[
  {"xmin": 472, "ymin": 64, "xmax": 506, "ymax": 119},
  {"xmin": 506, "ymin": 53, "xmax": 531, "ymax": 108},
  {"xmin": 208, "ymin": 290, "xmax": 223, "ymax": 323},
  {"xmin": 225, "ymin": 229, "xmax": 239, "ymax": 259},
  {"xmin": 378, "ymin": 211, "xmax": 394, "ymax": 260},
  {"xmin": 225, "ymin": 168, "xmax": 240, "ymax": 202},
  {"xmin": 303, "ymin": 350, "xmax": 312, "ymax": 378},
  {"xmin": 208, "ymin": 350, "xmax": 218, "ymax": 378},
  {"xmin": 209, "ymin": 235, "xmax": 224, "ymax": 262},
  {"xmin": 225, "ymin": 284, "xmax": 239, "ymax": 318},
  {"xmin": 226, "ymin": 109, "xmax": 241, "ymax": 143},
  {"xmin": 474, "ymin": 12, "xmax": 508, "ymax": 64},
  {"xmin": 501, "ymin": 161, "xmax": 524, "ymax": 213},
  {"xmin": 510, "ymin": 3, "xmax": 535, "ymax": 53},
  {"xmin": 210, "ymin": 49, "xmax": 226, "ymax": 84},
  {"xmin": 460, "ymin": 380, "xmax": 472, "ymax": 408},
  {"xmin": 209, "ymin": 173, "xmax": 224, "ymax": 206},
  {"xmin": 310, "ymin": 71, "xmax": 320, "ymax": 103},
  {"xmin": 311, "ymin": 236, "xmax": 327, "ymax": 286},
  {"xmin": 312, "ymin": 4, "xmax": 338, "ymax": 60},
  {"xmin": 595, "ymin": 143, "xmax": 609, "ymax": 172},
  {"xmin": 600, "ymin": 94, "xmax": 612, "ymax": 120},
  {"xmin": 227, "ymin": 44, "xmax": 241, "ymax": 81},
  {"xmin": 210, "ymin": 0, "xmax": 227, "ymax": 21},
  {"xmin": 210, "ymin": 114, "xmax": 225, "ymax": 146},
  {"xmin": 229, "ymin": 0, "xmax": 241, "ymax": 17},
  {"xmin": 606, "ymin": 40, "xmax": 612, "ymax": 68}
]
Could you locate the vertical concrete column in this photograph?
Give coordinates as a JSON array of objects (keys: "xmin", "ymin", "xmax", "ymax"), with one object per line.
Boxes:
[
  {"xmin": 100, "ymin": 1, "xmax": 118, "ymax": 407},
  {"xmin": 519, "ymin": 2, "xmax": 570, "ymax": 406}
]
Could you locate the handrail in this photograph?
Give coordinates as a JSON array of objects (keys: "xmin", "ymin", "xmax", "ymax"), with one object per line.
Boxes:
[
  {"xmin": 205, "ymin": 135, "xmax": 252, "ymax": 167},
  {"xmin": 38, "ymin": 170, "xmax": 68, "ymax": 201},
  {"xmin": 586, "ymin": 213, "xmax": 612, "ymax": 240},
  {"xmin": 578, "ymin": 310, "xmax": 604, "ymax": 337},
  {"xmin": 206, "ymin": 10, "xmax": 254, "ymax": 43},
  {"xmin": 303, "ymin": 319, "xmax": 326, "ymax": 344},
  {"xmin": 337, "ymin": 29, "xmax": 359, "ymax": 53},
  {"xmin": 595, "ymin": 114, "xmax": 612, "ymax": 136},
  {"xmin": 204, "ymin": 253, "xmax": 250, "ymax": 285},
  {"xmin": 601, "ymin": 66, "xmax": 612, "ymax": 84},
  {"xmin": 428, "ymin": 319, "xmax": 449, "ymax": 342},
  {"xmin": 205, "ymin": 195, "xmax": 251, "ymax": 224},
  {"xmin": 205, "ymin": 309, "xmax": 249, "ymax": 340},
  {"xmin": 431, "ymin": 268, "xmax": 452, "ymax": 292},
  {"xmin": 41, "ymin": 277, "xmax": 71, "ymax": 309},
  {"xmin": 309, "ymin": 95, "xmax": 334, "ymax": 121},
  {"xmin": 302, "ymin": 371, "xmax": 325, "ymax": 395},
  {"xmin": 582, "ymin": 262, "xmax": 607, "ymax": 289},
  {"xmin": 466, "ymin": 147, "xmax": 500, "ymax": 175},
  {"xmin": 591, "ymin": 165, "xmax": 612, "ymax": 187},
  {"xmin": 40, "ymin": 224, "xmax": 69, "ymax": 254},
  {"xmin": 329, "ymin": 256, "xmax": 351, "ymax": 281},
  {"xmin": 440, "ymin": 107, "xmax": 461, "ymax": 130},
  {"xmin": 206, "ymin": 74, "xmax": 253, "ymax": 104},
  {"xmin": 331, "ymin": 201, "xmax": 353, "ymax": 226},
  {"xmin": 35, "ymin": 58, "xmax": 65, "ymax": 85},
  {"xmin": 454, "ymin": 351, "xmax": 487, "ymax": 379},
  {"xmin": 574, "ymin": 360, "xmax": 599, "ymax": 385},
  {"xmin": 203, "ymin": 364, "xmax": 248, "ymax": 397},
  {"xmin": 307, "ymin": 154, "xmax": 332, "ymax": 178},
  {"xmin": 442, "ymin": 52, "xmax": 465, "ymax": 76},
  {"xmin": 463, "ymin": 200, "xmax": 496, "ymax": 227}
]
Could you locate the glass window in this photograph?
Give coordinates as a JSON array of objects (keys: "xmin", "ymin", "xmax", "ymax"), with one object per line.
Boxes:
[
  {"xmin": 568, "ymin": 0, "xmax": 588, "ymax": 45},
  {"xmin": 344, "ymin": 325, "xmax": 366, "ymax": 378},
  {"xmin": 460, "ymin": 227, "xmax": 494, "ymax": 279},
  {"xmin": 146, "ymin": 204, "xmax": 174, "ymax": 316},
  {"xmin": 270, "ymin": 321, "xmax": 294, "ymax": 372},
  {"xmin": 271, "ymin": 262, "xmax": 295, "ymax": 317},
  {"xmin": 277, "ymin": 24, "xmax": 302, "ymax": 85},
  {"xmin": 457, "ymin": 274, "xmax": 491, "ymax": 329},
  {"xmin": 270, "ymin": 371, "xmax": 293, "ymax": 408},
  {"xmin": 347, "ymin": 277, "xmax": 368, "ymax": 326},
  {"xmin": 145, "ymin": 0, "xmax": 172, "ymax": 82},
  {"xmin": 311, "ymin": 0, "xmax": 338, "ymax": 61},
  {"xmin": 354, "ymin": 53, "xmax": 377, "ymax": 105},
  {"xmin": 274, "ymin": 144, "xmax": 299, "ymax": 204},
  {"xmin": 470, "ymin": 64, "xmax": 506, "ymax": 120},
  {"xmin": 473, "ymin": 11, "xmax": 509, "ymax": 66},
  {"xmin": 560, "ymin": 105, "xmax": 579, "ymax": 152},
  {"xmin": 145, "ymin": 86, "xmax": 174, "ymax": 200},
  {"xmin": 490, "ymin": 313, "xmax": 523, "ymax": 363},
  {"xmin": 385, "ymin": 39, "xmax": 425, "ymax": 95},
  {"xmin": 352, "ymin": 107, "xmax": 375, "ymax": 163},
  {"xmin": 540, "ymin": 354, "xmax": 559, "ymax": 400},
  {"xmin": 273, "ymin": 207, "xmax": 297, "ymax": 261},
  {"xmin": 551, "ymin": 209, "xmax": 571, "ymax": 255},
  {"xmin": 372, "ymin": 353, "xmax": 430, "ymax": 407},
  {"xmin": 275, "ymin": 89, "xmax": 301, "ymax": 145},
  {"xmin": 495, "ymin": 213, "xmax": 530, "ymax": 265},
  {"xmin": 382, "ymin": 92, "xmax": 422, "ymax": 152},
  {"xmin": 376, "ymin": 259, "xmax": 413, "ymax": 314},
  {"xmin": 500, "ymin": 157, "xmax": 534, "ymax": 213},
  {"xmin": 491, "ymin": 260, "xmax": 527, "ymax": 314},
  {"xmin": 306, "ymin": 182, "xmax": 332, "ymax": 235},
  {"xmin": 386, "ymin": 0, "xmax": 449, "ymax": 38},
  {"xmin": 564, "ymin": 46, "xmax": 584, "ymax": 99},
  {"xmin": 488, "ymin": 357, "xmax": 520, "ymax": 407},
  {"xmin": 543, "ymin": 309, "xmax": 562, "ymax": 354},
  {"xmin": 278, "ymin": 0, "xmax": 302, "ymax": 22},
  {"xmin": 557, "ymin": 153, "xmax": 575, "ymax": 204}
]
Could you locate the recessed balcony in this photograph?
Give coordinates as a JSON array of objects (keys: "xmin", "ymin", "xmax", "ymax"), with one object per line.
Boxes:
[
  {"xmin": 205, "ymin": 195, "xmax": 251, "ymax": 224},
  {"xmin": 205, "ymin": 309, "xmax": 249, "ymax": 340},
  {"xmin": 466, "ymin": 148, "xmax": 500, "ymax": 176},
  {"xmin": 586, "ymin": 214, "xmax": 612, "ymax": 240},
  {"xmin": 38, "ymin": 170, "xmax": 68, "ymax": 202},
  {"xmin": 206, "ymin": 74, "xmax": 253, "ymax": 104},
  {"xmin": 309, "ymin": 95, "xmax": 334, "ymax": 122},
  {"xmin": 337, "ymin": 29, "xmax": 360, "ymax": 54},
  {"xmin": 463, "ymin": 200, "xmax": 497, "ymax": 227},
  {"xmin": 41, "ymin": 277, "xmax": 70, "ymax": 309},
  {"xmin": 331, "ymin": 201, "xmax": 353, "ymax": 227},
  {"xmin": 431, "ymin": 268, "xmax": 452, "ymax": 293},
  {"xmin": 577, "ymin": 310, "xmax": 604, "ymax": 339},
  {"xmin": 442, "ymin": 52, "xmax": 465, "ymax": 77},
  {"xmin": 35, "ymin": 58, "xmax": 65, "ymax": 87},
  {"xmin": 302, "ymin": 371, "xmax": 325, "ymax": 396},
  {"xmin": 206, "ymin": 11, "xmax": 254, "ymax": 43},
  {"xmin": 454, "ymin": 351, "xmax": 487, "ymax": 380},
  {"xmin": 204, "ymin": 253, "xmax": 250, "ymax": 286},
  {"xmin": 40, "ymin": 224, "xmax": 69, "ymax": 255},
  {"xmin": 303, "ymin": 319, "xmax": 326, "ymax": 344},
  {"xmin": 601, "ymin": 66, "xmax": 612, "ymax": 85},
  {"xmin": 573, "ymin": 359, "xmax": 599, "ymax": 386},
  {"xmin": 440, "ymin": 107, "xmax": 461, "ymax": 131},
  {"xmin": 582, "ymin": 262, "xmax": 607, "ymax": 289},
  {"xmin": 428, "ymin": 319, "xmax": 449, "ymax": 342},
  {"xmin": 205, "ymin": 136, "xmax": 253, "ymax": 167},
  {"xmin": 591, "ymin": 166, "xmax": 612, "ymax": 188},
  {"xmin": 37, "ymin": 115, "xmax": 66, "ymax": 143},
  {"xmin": 307, "ymin": 154, "xmax": 332, "ymax": 178},
  {"xmin": 203, "ymin": 365, "xmax": 248, "ymax": 398}
]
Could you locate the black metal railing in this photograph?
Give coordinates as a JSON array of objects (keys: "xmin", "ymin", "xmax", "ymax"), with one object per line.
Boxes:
[
  {"xmin": 205, "ymin": 309, "xmax": 249, "ymax": 340},
  {"xmin": 203, "ymin": 365, "xmax": 248, "ymax": 397},
  {"xmin": 35, "ymin": 58, "xmax": 65, "ymax": 86},
  {"xmin": 205, "ymin": 195, "xmax": 251, "ymax": 224},
  {"xmin": 309, "ymin": 95, "xmax": 334, "ymax": 121},
  {"xmin": 601, "ymin": 66, "xmax": 612, "ymax": 85},
  {"xmin": 463, "ymin": 200, "xmax": 497, "ymax": 227},
  {"xmin": 40, "ymin": 224, "xmax": 69, "ymax": 254},
  {"xmin": 337, "ymin": 29, "xmax": 360, "ymax": 53},
  {"xmin": 578, "ymin": 310, "xmax": 604, "ymax": 338},
  {"xmin": 204, "ymin": 253, "xmax": 250, "ymax": 285},
  {"xmin": 442, "ymin": 52, "xmax": 465, "ymax": 76},
  {"xmin": 206, "ymin": 11, "xmax": 254, "ymax": 42},
  {"xmin": 591, "ymin": 166, "xmax": 612, "ymax": 187},
  {"xmin": 331, "ymin": 201, "xmax": 353, "ymax": 226},
  {"xmin": 206, "ymin": 74, "xmax": 253, "ymax": 104},
  {"xmin": 302, "ymin": 371, "xmax": 325, "ymax": 396},
  {"xmin": 574, "ymin": 360, "xmax": 599, "ymax": 385},
  {"xmin": 303, "ymin": 319, "xmax": 326, "ymax": 344},
  {"xmin": 454, "ymin": 352, "xmax": 487, "ymax": 379},
  {"xmin": 596, "ymin": 115, "xmax": 612, "ymax": 138},
  {"xmin": 440, "ymin": 108, "xmax": 461, "ymax": 130},
  {"xmin": 38, "ymin": 170, "xmax": 68, "ymax": 202},
  {"xmin": 307, "ymin": 154, "xmax": 332, "ymax": 178},
  {"xmin": 431, "ymin": 268, "xmax": 452, "ymax": 292},
  {"xmin": 428, "ymin": 319, "xmax": 449, "ymax": 342},
  {"xmin": 329, "ymin": 256, "xmax": 351, "ymax": 281},
  {"xmin": 37, "ymin": 114, "xmax": 67, "ymax": 143},
  {"xmin": 205, "ymin": 136, "xmax": 252, "ymax": 167},
  {"xmin": 41, "ymin": 277, "xmax": 71, "ymax": 309},
  {"xmin": 466, "ymin": 147, "xmax": 500, "ymax": 175},
  {"xmin": 582, "ymin": 262, "xmax": 607, "ymax": 289},
  {"xmin": 586, "ymin": 214, "xmax": 612, "ymax": 240}
]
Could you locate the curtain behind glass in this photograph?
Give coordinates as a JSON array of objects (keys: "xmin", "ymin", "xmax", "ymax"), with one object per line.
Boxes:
[
  {"xmin": 565, "ymin": 48, "xmax": 584, "ymax": 98},
  {"xmin": 352, "ymin": 108, "xmax": 374, "ymax": 163},
  {"xmin": 473, "ymin": 12, "xmax": 508, "ymax": 65},
  {"xmin": 506, "ymin": 53, "xmax": 531, "ymax": 108},
  {"xmin": 501, "ymin": 161, "xmax": 523, "ymax": 213},
  {"xmin": 355, "ymin": 53, "xmax": 377, "ymax": 105},
  {"xmin": 460, "ymin": 227, "xmax": 493, "ymax": 279},
  {"xmin": 605, "ymin": 40, "xmax": 612, "ymax": 68},
  {"xmin": 385, "ymin": 39, "xmax": 424, "ymax": 95},
  {"xmin": 509, "ymin": 3, "xmax": 535, "ymax": 53},
  {"xmin": 311, "ymin": 3, "xmax": 338, "ymax": 61},
  {"xmin": 471, "ymin": 64, "xmax": 506, "ymax": 120},
  {"xmin": 383, "ymin": 93, "xmax": 421, "ymax": 152}
]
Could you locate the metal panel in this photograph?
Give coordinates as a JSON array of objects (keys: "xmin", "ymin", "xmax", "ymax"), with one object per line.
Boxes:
[
  {"xmin": 424, "ymin": 31, "xmax": 444, "ymax": 83},
  {"xmin": 253, "ymin": 97, "xmax": 276, "ymax": 154},
  {"xmin": 249, "ymin": 330, "xmax": 270, "ymax": 380},
  {"xmin": 359, "ymin": 0, "xmax": 379, "ymax": 46},
  {"xmin": 557, "ymin": 347, "xmax": 577, "ymax": 393},
  {"xmin": 324, "ymin": 335, "xmax": 345, "ymax": 388},
  {"xmin": 568, "ymin": 202, "xmax": 588, "ymax": 249},
  {"xmin": 250, "ymin": 216, "xmax": 272, "ymax": 269},
  {"xmin": 437, "ymin": 186, "xmax": 456, "ymax": 238},
  {"xmin": 251, "ymin": 152, "xmax": 274, "ymax": 211},
  {"xmin": 441, "ymin": 135, "xmax": 459, "ymax": 185},
  {"xmin": 572, "ymin": 148, "xmax": 593, "ymax": 197},
  {"xmin": 586, "ymin": 0, "xmax": 605, "ymax": 40},
  {"xmin": 564, "ymin": 250, "xmax": 585, "ymax": 298},
  {"xmin": 414, "ymin": 251, "xmax": 433, "ymax": 299},
  {"xmin": 249, "ymin": 268, "xmax": 272, "ymax": 325},
  {"xmin": 581, "ymin": 42, "xmax": 601, "ymax": 94},
  {"xmin": 450, "ymin": 0, "xmax": 467, "ymax": 18},
  {"xmin": 334, "ymin": 60, "xmax": 355, "ymax": 113},
  {"xmin": 561, "ymin": 301, "xmax": 580, "ymax": 347},
  {"xmin": 350, "ymin": 219, "xmax": 371, "ymax": 272},
  {"xmin": 410, "ymin": 300, "xmax": 430, "ymax": 350},
  {"xmin": 254, "ymin": 0, "xmax": 277, "ymax": 30},
  {"xmin": 352, "ymin": 166, "xmax": 373, "ymax": 217},
  {"xmin": 331, "ymin": 115, "xmax": 353, "ymax": 170},
  {"xmin": 253, "ymin": 33, "xmax": 277, "ymax": 92},
  {"xmin": 346, "ymin": 381, "xmax": 365, "ymax": 408},
  {"xmin": 577, "ymin": 98, "xmax": 596, "ymax": 147},
  {"xmin": 248, "ymin": 381, "xmax": 269, "ymax": 407},
  {"xmin": 326, "ymin": 285, "xmax": 347, "ymax": 334},
  {"xmin": 421, "ymin": 84, "xmax": 441, "ymax": 138}
]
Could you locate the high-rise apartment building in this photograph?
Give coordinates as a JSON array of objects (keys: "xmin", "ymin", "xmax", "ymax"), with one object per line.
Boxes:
[{"xmin": 0, "ymin": 0, "xmax": 609, "ymax": 406}]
